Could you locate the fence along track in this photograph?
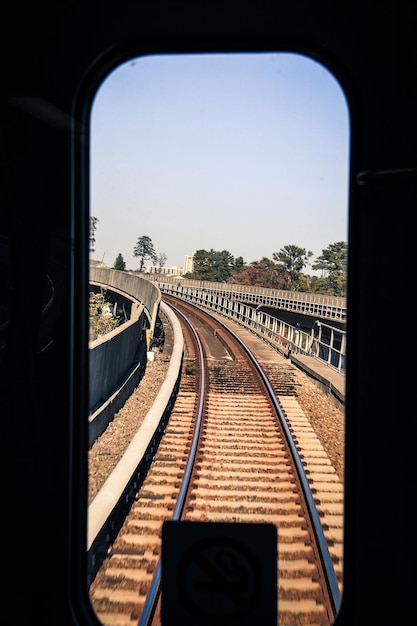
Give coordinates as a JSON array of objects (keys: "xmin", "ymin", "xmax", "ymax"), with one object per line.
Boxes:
[{"xmin": 89, "ymin": 300, "xmax": 341, "ymax": 626}]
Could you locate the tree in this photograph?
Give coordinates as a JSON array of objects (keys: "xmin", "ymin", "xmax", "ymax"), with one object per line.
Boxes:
[
  {"xmin": 89, "ymin": 216, "xmax": 99, "ymax": 253},
  {"xmin": 133, "ymin": 235, "xmax": 157, "ymax": 272},
  {"xmin": 273, "ymin": 245, "xmax": 313, "ymax": 290},
  {"xmin": 156, "ymin": 252, "xmax": 168, "ymax": 272},
  {"xmin": 232, "ymin": 257, "xmax": 289, "ymax": 288},
  {"xmin": 234, "ymin": 256, "xmax": 246, "ymax": 272},
  {"xmin": 113, "ymin": 253, "xmax": 126, "ymax": 271},
  {"xmin": 187, "ymin": 249, "xmax": 237, "ymax": 282},
  {"xmin": 312, "ymin": 241, "xmax": 348, "ymax": 296}
]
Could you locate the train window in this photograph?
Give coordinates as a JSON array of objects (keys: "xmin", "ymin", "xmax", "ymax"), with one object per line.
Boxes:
[{"xmin": 87, "ymin": 52, "xmax": 349, "ymax": 625}]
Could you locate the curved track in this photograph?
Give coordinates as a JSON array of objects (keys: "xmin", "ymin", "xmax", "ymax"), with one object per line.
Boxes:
[{"xmin": 89, "ymin": 296, "xmax": 343, "ymax": 626}]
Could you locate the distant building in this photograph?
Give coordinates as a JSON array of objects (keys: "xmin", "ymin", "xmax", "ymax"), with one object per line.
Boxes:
[
  {"xmin": 184, "ymin": 254, "xmax": 195, "ymax": 274},
  {"xmin": 145, "ymin": 254, "xmax": 194, "ymax": 276},
  {"xmin": 146, "ymin": 265, "xmax": 183, "ymax": 276}
]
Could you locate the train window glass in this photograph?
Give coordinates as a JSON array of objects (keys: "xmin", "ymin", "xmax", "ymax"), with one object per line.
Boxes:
[{"xmin": 88, "ymin": 52, "xmax": 349, "ymax": 624}]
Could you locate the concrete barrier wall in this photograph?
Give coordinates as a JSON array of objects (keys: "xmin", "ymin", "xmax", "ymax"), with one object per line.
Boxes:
[
  {"xmin": 90, "ymin": 268, "xmax": 161, "ymax": 335},
  {"xmin": 88, "ymin": 269, "xmax": 161, "ymax": 446},
  {"xmin": 89, "ymin": 314, "xmax": 145, "ymax": 413},
  {"xmin": 88, "ymin": 300, "xmax": 184, "ymax": 554},
  {"xmin": 88, "ymin": 309, "xmax": 148, "ymax": 446}
]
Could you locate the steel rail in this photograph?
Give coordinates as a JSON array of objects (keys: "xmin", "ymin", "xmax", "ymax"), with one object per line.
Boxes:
[
  {"xmin": 140, "ymin": 297, "xmax": 341, "ymax": 624},
  {"xmin": 167, "ymin": 296, "xmax": 341, "ymax": 617},
  {"xmin": 211, "ymin": 315, "xmax": 342, "ymax": 618},
  {"xmin": 138, "ymin": 304, "xmax": 206, "ymax": 626}
]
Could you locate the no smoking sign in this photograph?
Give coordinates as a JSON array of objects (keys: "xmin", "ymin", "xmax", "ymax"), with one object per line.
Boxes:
[{"xmin": 161, "ymin": 521, "xmax": 277, "ymax": 625}]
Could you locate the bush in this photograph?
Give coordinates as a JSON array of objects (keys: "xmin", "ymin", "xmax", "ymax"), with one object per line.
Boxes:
[{"xmin": 89, "ymin": 290, "xmax": 120, "ymax": 341}]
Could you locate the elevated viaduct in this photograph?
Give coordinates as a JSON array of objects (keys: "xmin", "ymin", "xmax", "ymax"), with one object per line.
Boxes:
[{"xmin": 89, "ymin": 268, "xmax": 346, "ymax": 445}]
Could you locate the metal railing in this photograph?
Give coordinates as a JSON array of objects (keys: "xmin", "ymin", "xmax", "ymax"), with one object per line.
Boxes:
[
  {"xmin": 148, "ymin": 275, "xmax": 347, "ymax": 322},
  {"xmin": 160, "ymin": 281, "xmax": 346, "ymax": 373}
]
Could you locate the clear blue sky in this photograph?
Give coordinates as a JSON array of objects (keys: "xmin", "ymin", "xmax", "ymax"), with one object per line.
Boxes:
[{"xmin": 90, "ymin": 52, "xmax": 349, "ymax": 272}]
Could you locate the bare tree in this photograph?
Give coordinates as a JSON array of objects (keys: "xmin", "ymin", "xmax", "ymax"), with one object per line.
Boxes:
[{"xmin": 156, "ymin": 252, "xmax": 168, "ymax": 272}]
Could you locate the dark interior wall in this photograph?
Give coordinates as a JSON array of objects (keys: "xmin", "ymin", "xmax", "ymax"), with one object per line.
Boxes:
[{"xmin": 4, "ymin": 2, "xmax": 416, "ymax": 624}]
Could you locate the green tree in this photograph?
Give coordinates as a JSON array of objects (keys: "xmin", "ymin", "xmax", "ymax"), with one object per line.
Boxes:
[
  {"xmin": 133, "ymin": 235, "xmax": 157, "ymax": 272},
  {"xmin": 89, "ymin": 216, "xmax": 99, "ymax": 253},
  {"xmin": 273, "ymin": 244, "xmax": 313, "ymax": 290},
  {"xmin": 309, "ymin": 274, "xmax": 332, "ymax": 294},
  {"xmin": 187, "ymin": 249, "xmax": 237, "ymax": 282},
  {"xmin": 312, "ymin": 241, "xmax": 348, "ymax": 296},
  {"xmin": 113, "ymin": 253, "xmax": 126, "ymax": 271},
  {"xmin": 234, "ymin": 256, "xmax": 246, "ymax": 272}
]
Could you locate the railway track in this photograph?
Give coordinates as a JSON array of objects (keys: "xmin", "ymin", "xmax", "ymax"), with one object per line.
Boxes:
[{"xmin": 88, "ymin": 297, "xmax": 343, "ymax": 626}]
